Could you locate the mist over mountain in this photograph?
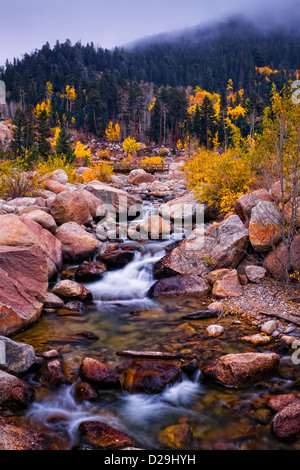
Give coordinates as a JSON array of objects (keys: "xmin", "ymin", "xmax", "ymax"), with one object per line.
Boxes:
[{"xmin": 1, "ymin": 16, "xmax": 299, "ymax": 136}]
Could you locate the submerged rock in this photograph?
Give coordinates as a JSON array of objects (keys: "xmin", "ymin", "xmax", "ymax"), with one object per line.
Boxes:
[{"xmin": 122, "ymin": 359, "xmax": 179, "ymax": 394}]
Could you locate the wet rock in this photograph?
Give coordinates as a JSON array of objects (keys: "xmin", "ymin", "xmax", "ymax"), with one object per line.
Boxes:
[
  {"xmin": 0, "ymin": 336, "xmax": 36, "ymax": 375},
  {"xmin": 44, "ymin": 292, "xmax": 64, "ymax": 309},
  {"xmin": 272, "ymin": 401, "xmax": 300, "ymax": 439},
  {"xmin": 158, "ymin": 423, "xmax": 193, "ymax": 448},
  {"xmin": 0, "ymin": 214, "xmax": 62, "ymax": 279},
  {"xmin": 241, "ymin": 334, "xmax": 271, "ymax": 345},
  {"xmin": 201, "ymin": 352, "xmax": 280, "ymax": 388},
  {"xmin": 33, "ymin": 359, "xmax": 65, "ymax": 385},
  {"xmin": 59, "ymin": 301, "xmax": 84, "ymax": 314},
  {"xmin": 74, "ymin": 380, "xmax": 98, "ymax": 403},
  {"xmin": 122, "ymin": 359, "xmax": 179, "ymax": 394},
  {"xmin": 267, "ymin": 393, "xmax": 300, "ymax": 412},
  {"xmin": 245, "ymin": 265, "xmax": 266, "ymax": 283},
  {"xmin": 206, "ymin": 324, "xmax": 224, "ymax": 337},
  {"xmin": 0, "ymin": 245, "xmax": 49, "ymax": 336},
  {"xmin": 148, "ymin": 275, "xmax": 211, "ymax": 298},
  {"xmin": 79, "ymin": 421, "xmax": 133, "ymax": 449},
  {"xmin": 249, "ymin": 201, "xmax": 282, "ymax": 252},
  {"xmin": 98, "ymin": 250, "xmax": 135, "ymax": 269},
  {"xmin": 79, "ymin": 357, "xmax": 121, "ymax": 389},
  {"xmin": 0, "ymin": 370, "xmax": 35, "ymax": 410},
  {"xmin": 212, "ymin": 270, "xmax": 243, "ymax": 298},
  {"xmin": 0, "ymin": 417, "xmax": 54, "ymax": 450},
  {"xmin": 41, "ymin": 349, "xmax": 59, "ymax": 359},
  {"xmin": 52, "ymin": 280, "xmax": 93, "ymax": 302},
  {"xmin": 55, "ymin": 221, "xmax": 100, "ymax": 262},
  {"xmin": 75, "ymin": 261, "xmax": 107, "ymax": 282}
]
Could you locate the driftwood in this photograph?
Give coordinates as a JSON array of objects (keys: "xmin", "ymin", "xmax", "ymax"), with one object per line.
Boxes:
[
  {"xmin": 181, "ymin": 309, "xmax": 220, "ymax": 320},
  {"xmin": 259, "ymin": 310, "xmax": 300, "ymax": 327},
  {"xmin": 116, "ymin": 350, "xmax": 196, "ymax": 359}
]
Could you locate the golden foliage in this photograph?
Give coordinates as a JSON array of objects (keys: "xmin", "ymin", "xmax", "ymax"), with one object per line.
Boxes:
[
  {"xmin": 122, "ymin": 136, "xmax": 141, "ymax": 157},
  {"xmin": 0, "ymin": 158, "xmax": 40, "ymax": 198},
  {"xmin": 81, "ymin": 161, "xmax": 113, "ymax": 183},
  {"xmin": 35, "ymin": 99, "xmax": 51, "ymax": 117},
  {"xmin": 74, "ymin": 141, "xmax": 91, "ymax": 165},
  {"xmin": 105, "ymin": 121, "xmax": 120, "ymax": 142},
  {"xmin": 184, "ymin": 147, "xmax": 256, "ymax": 212},
  {"xmin": 141, "ymin": 156, "xmax": 163, "ymax": 164},
  {"xmin": 36, "ymin": 155, "xmax": 77, "ymax": 183}
]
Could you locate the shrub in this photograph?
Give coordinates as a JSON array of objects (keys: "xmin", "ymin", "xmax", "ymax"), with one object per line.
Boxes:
[
  {"xmin": 0, "ymin": 158, "xmax": 40, "ymax": 199},
  {"xmin": 36, "ymin": 155, "xmax": 77, "ymax": 183},
  {"xmin": 184, "ymin": 148, "xmax": 256, "ymax": 212},
  {"xmin": 81, "ymin": 161, "xmax": 113, "ymax": 183},
  {"xmin": 141, "ymin": 156, "xmax": 163, "ymax": 165}
]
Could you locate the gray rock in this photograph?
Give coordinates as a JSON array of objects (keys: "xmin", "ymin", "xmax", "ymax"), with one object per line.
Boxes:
[{"xmin": 0, "ymin": 336, "xmax": 36, "ymax": 375}]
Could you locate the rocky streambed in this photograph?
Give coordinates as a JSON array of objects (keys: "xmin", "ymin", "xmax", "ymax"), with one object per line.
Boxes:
[{"xmin": 0, "ymin": 168, "xmax": 300, "ymax": 450}]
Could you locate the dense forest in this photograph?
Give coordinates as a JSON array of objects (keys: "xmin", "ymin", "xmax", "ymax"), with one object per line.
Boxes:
[{"xmin": 1, "ymin": 18, "xmax": 300, "ymax": 147}]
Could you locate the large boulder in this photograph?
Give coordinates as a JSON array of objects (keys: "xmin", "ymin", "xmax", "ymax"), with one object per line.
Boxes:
[
  {"xmin": 201, "ymin": 352, "xmax": 280, "ymax": 387},
  {"xmin": 263, "ymin": 235, "xmax": 300, "ymax": 280},
  {"xmin": 284, "ymin": 197, "xmax": 300, "ymax": 227},
  {"xmin": 0, "ymin": 370, "xmax": 35, "ymax": 410},
  {"xmin": 0, "ymin": 214, "xmax": 62, "ymax": 279},
  {"xmin": 249, "ymin": 201, "xmax": 282, "ymax": 252},
  {"xmin": 0, "ymin": 336, "xmax": 36, "ymax": 375},
  {"xmin": 55, "ymin": 222, "xmax": 100, "ymax": 262},
  {"xmin": 148, "ymin": 275, "xmax": 211, "ymax": 298},
  {"xmin": 47, "ymin": 169, "xmax": 69, "ymax": 185},
  {"xmin": 49, "ymin": 189, "xmax": 91, "ymax": 226},
  {"xmin": 0, "ymin": 245, "xmax": 49, "ymax": 336},
  {"xmin": 234, "ymin": 189, "xmax": 273, "ymax": 224},
  {"xmin": 153, "ymin": 215, "xmax": 248, "ymax": 278},
  {"xmin": 84, "ymin": 181, "xmax": 142, "ymax": 215}
]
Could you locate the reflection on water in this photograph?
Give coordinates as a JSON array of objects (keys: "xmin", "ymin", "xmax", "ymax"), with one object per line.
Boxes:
[{"xmin": 11, "ymin": 241, "xmax": 300, "ymax": 450}]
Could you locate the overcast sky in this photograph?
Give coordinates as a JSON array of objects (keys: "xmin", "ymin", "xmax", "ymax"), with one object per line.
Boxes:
[{"xmin": 0, "ymin": 0, "xmax": 299, "ymax": 66}]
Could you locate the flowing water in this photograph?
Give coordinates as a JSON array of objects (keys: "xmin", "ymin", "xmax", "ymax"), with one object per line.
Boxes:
[{"xmin": 11, "ymin": 216, "xmax": 300, "ymax": 450}]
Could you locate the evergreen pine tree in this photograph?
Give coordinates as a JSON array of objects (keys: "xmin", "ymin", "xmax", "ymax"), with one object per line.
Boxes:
[
  {"xmin": 36, "ymin": 108, "xmax": 51, "ymax": 158},
  {"xmin": 56, "ymin": 126, "xmax": 75, "ymax": 162}
]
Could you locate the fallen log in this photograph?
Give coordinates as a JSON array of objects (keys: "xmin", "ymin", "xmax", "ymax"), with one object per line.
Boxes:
[
  {"xmin": 259, "ymin": 310, "xmax": 300, "ymax": 327},
  {"xmin": 116, "ymin": 350, "xmax": 196, "ymax": 359},
  {"xmin": 181, "ymin": 309, "xmax": 220, "ymax": 320}
]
